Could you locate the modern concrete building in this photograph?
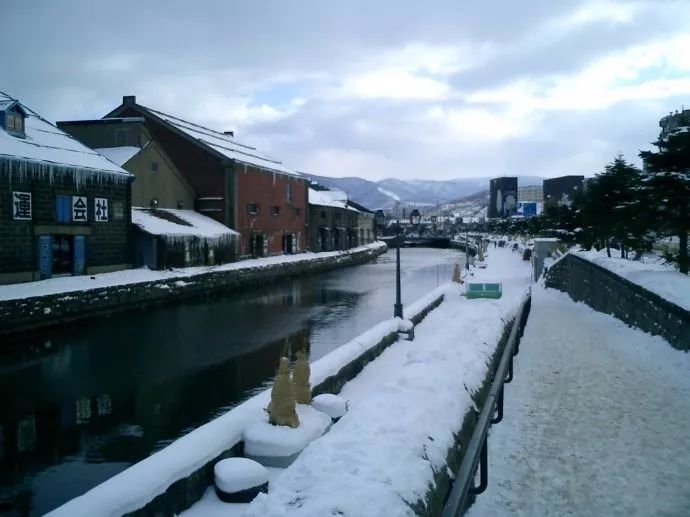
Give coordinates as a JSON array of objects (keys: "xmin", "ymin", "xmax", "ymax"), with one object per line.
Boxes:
[
  {"xmin": 488, "ymin": 177, "xmax": 518, "ymax": 218},
  {"xmin": 543, "ymin": 176, "xmax": 584, "ymax": 208}
]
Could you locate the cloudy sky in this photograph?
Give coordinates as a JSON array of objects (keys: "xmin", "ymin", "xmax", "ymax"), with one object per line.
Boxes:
[{"xmin": 2, "ymin": 0, "xmax": 689, "ymax": 180}]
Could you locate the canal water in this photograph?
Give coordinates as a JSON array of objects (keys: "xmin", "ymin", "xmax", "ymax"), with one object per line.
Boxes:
[{"xmin": 0, "ymin": 247, "xmax": 465, "ymax": 516}]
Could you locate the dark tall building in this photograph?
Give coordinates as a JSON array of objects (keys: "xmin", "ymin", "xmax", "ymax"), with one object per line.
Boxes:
[
  {"xmin": 488, "ymin": 177, "xmax": 518, "ymax": 218},
  {"xmin": 543, "ymin": 176, "xmax": 584, "ymax": 208}
]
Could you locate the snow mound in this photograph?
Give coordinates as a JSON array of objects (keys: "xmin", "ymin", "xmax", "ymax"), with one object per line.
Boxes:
[
  {"xmin": 214, "ymin": 458, "xmax": 268, "ymax": 494},
  {"xmin": 312, "ymin": 394, "xmax": 348, "ymax": 420},
  {"xmin": 243, "ymin": 405, "xmax": 331, "ymax": 458}
]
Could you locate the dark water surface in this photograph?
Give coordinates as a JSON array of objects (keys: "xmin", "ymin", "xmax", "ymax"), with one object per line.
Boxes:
[{"xmin": 0, "ymin": 248, "xmax": 464, "ymax": 516}]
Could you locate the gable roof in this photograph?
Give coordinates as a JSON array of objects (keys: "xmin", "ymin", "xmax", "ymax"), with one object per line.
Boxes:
[
  {"xmin": 0, "ymin": 92, "xmax": 131, "ymax": 176},
  {"xmin": 107, "ymin": 99, "xmax": 302, "ymax": 178}
]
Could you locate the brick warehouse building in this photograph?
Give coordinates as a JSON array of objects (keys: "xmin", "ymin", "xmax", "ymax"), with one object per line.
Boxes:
[
  {"xmin": 0, "ymin": 92, "xmax": 132, "ymax": 285},
  {"xmin": 99, "ymin": 96, "xmax": 308, "ymax": 258}
]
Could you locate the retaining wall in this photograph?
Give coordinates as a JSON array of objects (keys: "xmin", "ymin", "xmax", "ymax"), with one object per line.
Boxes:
[
  {"xmin": 545, "ymin": 253, "xmax": 689, "ymax": 351},
  {"xmin": 1, "ymin": 243, "xmax": 387, "ymax": 337}
]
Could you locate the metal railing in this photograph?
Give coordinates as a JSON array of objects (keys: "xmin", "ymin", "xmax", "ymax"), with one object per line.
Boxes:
[{"xmin": 442, "ymin": 294, "xmax": 531, "ymax": 516}]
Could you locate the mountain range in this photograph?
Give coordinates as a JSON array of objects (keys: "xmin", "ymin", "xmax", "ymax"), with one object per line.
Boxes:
[{"xmin": 303, "ymin": 173, "xmax": 544, "ymax": 211}]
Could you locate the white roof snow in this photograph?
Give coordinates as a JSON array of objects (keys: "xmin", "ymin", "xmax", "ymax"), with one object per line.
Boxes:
[
  {"xmin": 0, "ymin": 92, "xmax": 131, "ymax": 176},
  {"xmin": 309, "ymin": 188, "xmax": 359, "ymax": 211},
  {"xmin": 143, "ymin": 107, "xmax": 301, "ymax": 177},
  {"xmin": 132, "ymin": 208, "xmax": 239, "ymax": 239},
  {"xmin": 95, "ymin": 146, "xmax": 141, "ymax": 166}
]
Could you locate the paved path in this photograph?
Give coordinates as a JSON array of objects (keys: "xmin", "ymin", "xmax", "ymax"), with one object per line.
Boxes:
[{"xmin": 467, "ymin": 286, "xmax": 690, "ymax": 516}]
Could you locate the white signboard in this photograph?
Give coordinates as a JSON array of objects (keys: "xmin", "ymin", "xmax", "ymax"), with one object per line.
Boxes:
[
  {"xmin": 94, "ymin": 198, "xmax": 108, "ymax": 222},
  {"xmin": 72, "ymin": 196, "xmax": 87, "ymax": 222},
  {"xmin": 12, "ymin": 191, "xmax": 32, "ymax": 220}
]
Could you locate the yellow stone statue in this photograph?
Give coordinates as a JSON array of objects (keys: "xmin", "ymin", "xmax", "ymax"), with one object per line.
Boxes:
[
  {"xmin": 452, "ymin": 263, "xmax": 462, "ymax": 283},
  {"xmin": 292, "ymin": 349, "xmax": 311, "ymax": 405},
  {"xmin": 267, "ymin": 357, "xmax": 300, "ymax": 428}
]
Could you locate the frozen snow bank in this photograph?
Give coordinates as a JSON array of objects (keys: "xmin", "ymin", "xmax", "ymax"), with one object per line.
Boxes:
[{"xmin": 575, "ymin": 249, "xmax": 690, "ymax": 311}]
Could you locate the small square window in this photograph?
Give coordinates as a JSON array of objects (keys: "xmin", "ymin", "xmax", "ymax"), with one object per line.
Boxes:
[
  {"xmin": 149, "ymin": 161, "xmax": 159, "ymax": 173},
  {"xmin": 247, "ymin": 202, "xmax": 259, "ymax": 215},
  {"xmin": 295, "ymin": 208, "xmax": 302, "ymax": 217},
  {"xmin": 271, "ymin": 206, "xmax": 281, "ymax": 216}
]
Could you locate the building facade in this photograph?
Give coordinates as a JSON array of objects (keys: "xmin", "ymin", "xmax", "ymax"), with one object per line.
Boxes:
[
  {"xmin": 488, "ymin": 177, "xmax": 518, "ymax": 218},
  {"xmin": 57, "ymin": 117, "xmax": 195, "ymax": 210},
  {"xmin": 517, "ymin": 184, "xmax": 543, "ymax": 203},
  {"xmin": 0, "ymin": 92, "xmax": 132, "ymax": 284},
  {"xmin": 543, "ymin": 175, "xmax": 584, "ymax": 208},
  {"xmin": 308, "ymin": 188, "xmax": 375, "ymax": 252},
  {"xmin": 100, "ymin": 96, "xmax": 308, "ymax": 258}
]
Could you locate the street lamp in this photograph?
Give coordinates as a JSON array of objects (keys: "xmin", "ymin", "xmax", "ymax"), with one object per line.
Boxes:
[
  {"xmin": 465, "ymin": 226, "xmax": 470, "ymax": 270},
  {"xmin": 392, "ymin": 209, "xmax": 422, "ymax": 319}
]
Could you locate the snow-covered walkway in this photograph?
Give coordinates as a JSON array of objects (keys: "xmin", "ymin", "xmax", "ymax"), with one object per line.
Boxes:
[{"xmin": 467, "ymin": 286, "xmax": 690, "ymax": 516}]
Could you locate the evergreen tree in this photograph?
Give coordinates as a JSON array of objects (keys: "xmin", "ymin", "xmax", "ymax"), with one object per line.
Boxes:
[{"xmin": 639, "ymin": 121, "xmax": 690, "ymax": 274}]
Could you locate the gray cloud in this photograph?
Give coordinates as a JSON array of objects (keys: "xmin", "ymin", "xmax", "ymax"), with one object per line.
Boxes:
[{"xmin": 2, "ymin": 0, "xmax": 688, "ymax": 181}]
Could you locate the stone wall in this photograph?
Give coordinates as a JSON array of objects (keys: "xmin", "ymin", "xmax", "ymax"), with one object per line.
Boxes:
[
  {"xmin": 545, "ymin": 253, "xmax": 689, "ymax": 351},
  {"xmin": 0, "ymin": 244, "xmax": 387, "ymax": 336}
]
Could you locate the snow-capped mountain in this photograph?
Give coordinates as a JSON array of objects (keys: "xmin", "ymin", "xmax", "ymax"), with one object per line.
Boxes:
[{"xmin": 303, "ymin": 173, "xmax": 543, "ymax": 211}]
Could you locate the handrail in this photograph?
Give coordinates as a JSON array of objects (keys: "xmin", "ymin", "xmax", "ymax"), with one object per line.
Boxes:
[{"xmin": 442, "ymin": 294, "xmax": 531, "ymax": 516}]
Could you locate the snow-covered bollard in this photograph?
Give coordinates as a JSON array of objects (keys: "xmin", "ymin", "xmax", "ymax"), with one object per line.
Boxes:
[
  {"xmin": 214, "ymin": 457, "xmax": 268, "ymax": 503},
  {"xmin": 243, "ymin": 405, "xmax": 332, "ymax": 468},
  {"xmin": 312, "ymin": 394, "xmax": 348, "ymax": 422}
]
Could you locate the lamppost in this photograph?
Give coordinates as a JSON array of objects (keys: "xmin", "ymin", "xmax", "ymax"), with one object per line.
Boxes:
[
  {"xmin": 465, "ymin": 226, "xmax": 470, "ymax": 271},
  {"xmin": 393, "ymin": 209, "xmax": 421, "ymax": 318},
  {"xmin": 374, "ymin": 210, "xmax": 385, "ymax": 241}
]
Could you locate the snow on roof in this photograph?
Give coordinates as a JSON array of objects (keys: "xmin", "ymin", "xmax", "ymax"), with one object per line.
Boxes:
[
  {"xmin": 95, "ymin": 146, "xmax": 141, "ymax": 166},
  {"xmin": 132, "ymin": 208, "xmax": 239, "ymax": 239},
  {"xmin": 0, "ymin": 92, "xmax": 131, "ymax": 176},
  {"xmin": 140, "ymin": 106, "xmax": 301, "ymax": 178},
  {"xmin": 309, "ymin": 188, "xmax": 359, "ymax": 211}
]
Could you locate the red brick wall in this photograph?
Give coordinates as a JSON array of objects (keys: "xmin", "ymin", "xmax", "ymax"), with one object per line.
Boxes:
[{"xmin": 234, "ymin": 164, "xmax": 308, "ymax": 256}]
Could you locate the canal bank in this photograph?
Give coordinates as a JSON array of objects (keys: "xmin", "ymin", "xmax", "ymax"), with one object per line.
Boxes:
[{"xmin": 0, "ymin": 242, "xmax": 387, "ymax": 336}]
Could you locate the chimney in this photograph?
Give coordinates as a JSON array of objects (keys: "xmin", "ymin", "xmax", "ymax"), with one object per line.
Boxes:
[
  {"xmin": 223, "ymin": 131, "xmax": 234, "ymax": 137},
  {"xmin": 123, "ymin": 95, "xmax": 136, "ymax": 106}
]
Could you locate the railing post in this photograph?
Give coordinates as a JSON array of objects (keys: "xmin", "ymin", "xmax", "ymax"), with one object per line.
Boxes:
[
  {"xmin": 504, "ymin": 354, "xmax": 513, "ymax": 383},
  {"xmin": 469, "ymin": 435, "xmax": 488, "ymax": 495},
  {"xmin": 490, "ymin": 385, "xmax": 503, "ymax": 425}
]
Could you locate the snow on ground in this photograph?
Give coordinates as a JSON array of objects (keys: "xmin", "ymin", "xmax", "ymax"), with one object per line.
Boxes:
[
  {"xmin": 574, "ymin": 249, "xmax": 690, "ymax": 311},
  {"xmin": 466, "ymin": 285, "xmax": 690, "ymax": 517},
  {"xmin": 0, "ymin": 242, "xmax": 385, "ymax": 302},
  {"xmin": 182, "ymin": 247, "xmax": 531, "ymax": 517}
]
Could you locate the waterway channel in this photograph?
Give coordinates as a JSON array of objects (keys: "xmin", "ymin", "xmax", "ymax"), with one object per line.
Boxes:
[{"xmin": 0, "ymin": 247, "xmax": 465, "ymax": 516}]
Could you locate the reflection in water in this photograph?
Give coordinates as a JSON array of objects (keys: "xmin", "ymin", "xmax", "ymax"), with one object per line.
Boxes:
[{"xmin": 0, "ymin": 248, "xmax": 463, "ymax": 516}]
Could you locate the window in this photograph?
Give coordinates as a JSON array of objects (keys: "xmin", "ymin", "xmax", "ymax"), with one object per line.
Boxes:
[
  {"xmin": 247, "ymin": 202, "xmax": 259, "ymax": 215},
  {"xmin": 116, "ymin": 128, "xmax": 139, "ymax": 147},
  {"xmin": 286, "ymin": 183, "xmax": 293, "ymax": 203},
  {"xmin": 149, "ymin": 161, "xmax": 159, "ymax": 173},
  {"xmin": 56, "ymin": 196, "xmax": 72, "ymax": 223},
  {"xmin": 320, "ymin": 211, "xmax": 326, "ymax": 219},
  {"xmin": 6, "ymin": 112, "xmax": 24, "ymax": 133},
  {"xmin": 52, "ymin": 235, "xmax": 73, "ymax": 274},
  {"xmin": 271, "ymin": 206, "xmax": 281, "ymax": 216},
  {"xmin": 295, "ymin": 208, "xmax": 302, "ymax": 217}
]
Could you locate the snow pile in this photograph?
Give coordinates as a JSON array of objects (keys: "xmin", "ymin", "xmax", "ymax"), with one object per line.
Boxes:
[
  {"xmin": 467, "ymin": 285, "xmax": 690, "ymax": 516},
  {"xmin": 214, "ymin": 459, "xmax": 268, "ymax": 494},
  {"xmin": 575, "ymin": 249, "xmax": 690, "ymax": 311},
  {"xmin": 131, "ymin": 208, "xmax": 239, "ymax": 244},
  {"xmin": 241, "ymin": 248, "xmax": 530, "ymax": 516},
  {"xmin": 0, "ymin": 242, "xmax": 387, "ymax": 302},
  {"xmin": 243, "ymin": 405, "xmax": 331, "ymax": 459},
  {"xmin": 311, "ymin": 394, "xmax": 348, "ymax": 420}
]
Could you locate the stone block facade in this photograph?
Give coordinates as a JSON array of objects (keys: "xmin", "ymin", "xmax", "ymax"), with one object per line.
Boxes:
[
  {"xmin": 545, "ymin": 253, "xmax": 690, "ymax": 351},
  {"xmin": 0, "ymin": 166, "xmax": 131, "ymax": 284}
]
